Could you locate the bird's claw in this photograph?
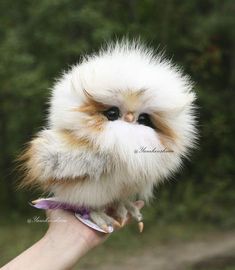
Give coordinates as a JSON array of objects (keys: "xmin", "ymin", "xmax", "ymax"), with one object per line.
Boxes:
[{"xmin": 138, "ymin": 221, "xmax": 144, "ymax": 233}]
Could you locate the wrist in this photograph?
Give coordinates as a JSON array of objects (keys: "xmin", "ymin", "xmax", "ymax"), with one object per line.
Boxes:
[{"xmin": 41, "ymin": 232, "xmax": 85, "ymax": 269}]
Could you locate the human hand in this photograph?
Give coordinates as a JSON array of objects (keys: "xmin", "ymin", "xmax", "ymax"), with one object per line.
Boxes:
[
  {"xmin": 2, "ymin": 201, "xmax": 144, "ymax": 270},
  {"xmin": 43, "ymin": 200, "xmax": 145, "ymax": 268}
]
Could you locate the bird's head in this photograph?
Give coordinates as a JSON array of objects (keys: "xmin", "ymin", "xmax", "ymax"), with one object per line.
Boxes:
[{"xmin": 48, "ymin": 41, "xmax": 197, "ymax": 183}]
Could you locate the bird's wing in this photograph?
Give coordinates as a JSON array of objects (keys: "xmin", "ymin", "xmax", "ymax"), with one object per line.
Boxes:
[{"xmin": 20, "ymin": 129, "xmax": 109, "ymax": 188}]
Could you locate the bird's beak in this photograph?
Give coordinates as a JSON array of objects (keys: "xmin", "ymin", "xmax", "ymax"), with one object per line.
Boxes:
[{"xmin": 124, "ymin": 112, "xmax": 135, "ymax": 123}]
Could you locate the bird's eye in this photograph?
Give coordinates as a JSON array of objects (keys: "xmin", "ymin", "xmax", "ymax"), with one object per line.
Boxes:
[
  {"xmin": 103, "ymin": 106, "xmax": 120, "ymax": 121},
  {"xmin": 138, "ymin": 113, "xmax": 155, "ymax": 129}
]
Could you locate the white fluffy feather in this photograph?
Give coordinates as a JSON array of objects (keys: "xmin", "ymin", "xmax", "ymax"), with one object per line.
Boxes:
[{"xmin": 24, "ymin": 40, "xmax": 197, "ymax": 209}]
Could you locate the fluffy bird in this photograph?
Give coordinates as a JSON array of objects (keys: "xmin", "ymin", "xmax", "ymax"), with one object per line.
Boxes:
[{"xmin": 21, "ymin": 41, "xmax": 197, "ymax": 232}]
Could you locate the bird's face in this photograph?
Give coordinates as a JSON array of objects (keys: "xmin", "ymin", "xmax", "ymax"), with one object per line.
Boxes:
[
  {"xmin": 72, "ymin": 88, "xmax": 182, "ymax": 182},
  {"xmin": 48, "ymin": 43, "xmax": 197, "ymax": 183}
]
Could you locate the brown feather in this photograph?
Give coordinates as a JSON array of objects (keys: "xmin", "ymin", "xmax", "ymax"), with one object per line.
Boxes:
[
  {"xmin": 151, "ymin": 112, "xmax": 178, "ymax": 149},
  {"xmin": 73, "ymin": 91, "xmax": 108, "ymax": 132},
  {"xmin": 41, "ymin": 175, "xmax": 88, "ymax": 190},
  {"xmin": 17, "ymin": 139, "xmax": 42, "ymax": 189},
  {"xmin": 18, "ymin": 131, "xmax": 92, "ymax": 190}
]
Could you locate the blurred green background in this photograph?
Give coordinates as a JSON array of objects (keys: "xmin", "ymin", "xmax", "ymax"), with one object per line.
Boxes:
[{"xmin": 0, "ymin": 0, "xmax": 234, "ymax": 269}]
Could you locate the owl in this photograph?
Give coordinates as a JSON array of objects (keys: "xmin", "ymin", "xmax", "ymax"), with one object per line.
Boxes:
[{"xmin": 20, "ymin": 41, "xmax": 197, "ymax": 232}]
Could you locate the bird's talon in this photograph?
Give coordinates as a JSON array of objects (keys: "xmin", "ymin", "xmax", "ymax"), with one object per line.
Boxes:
[
  {"xmin": 120, "ymin": 218, "xmax": 127, "ymax": 227},
  {"xmin": 138, "ymin": 221, "xmax": 144, "ymax": 233},
  {"xmin": 101, "ymin": 224, "xmax": 110, "ymax": 233},
  {"xmin": 31, "ymin": 199, "xmax": 39, "ymax": 205},
  {"xmin": 113, "ymin": 220, "xmax": 121, "ymax": 228}
]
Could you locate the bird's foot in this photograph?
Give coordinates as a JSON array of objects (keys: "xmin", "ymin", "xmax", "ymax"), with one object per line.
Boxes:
[
  {"xmin": 114, "ymin": 201, "xmax": 144, "ymax": 233},
  {"xmin": 89, "ymin": 210, "xmax": 121, "ymax": 233},
  {"xmin": 90, "ymin": 200, "xmax": 144, "ymax": 233}
]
